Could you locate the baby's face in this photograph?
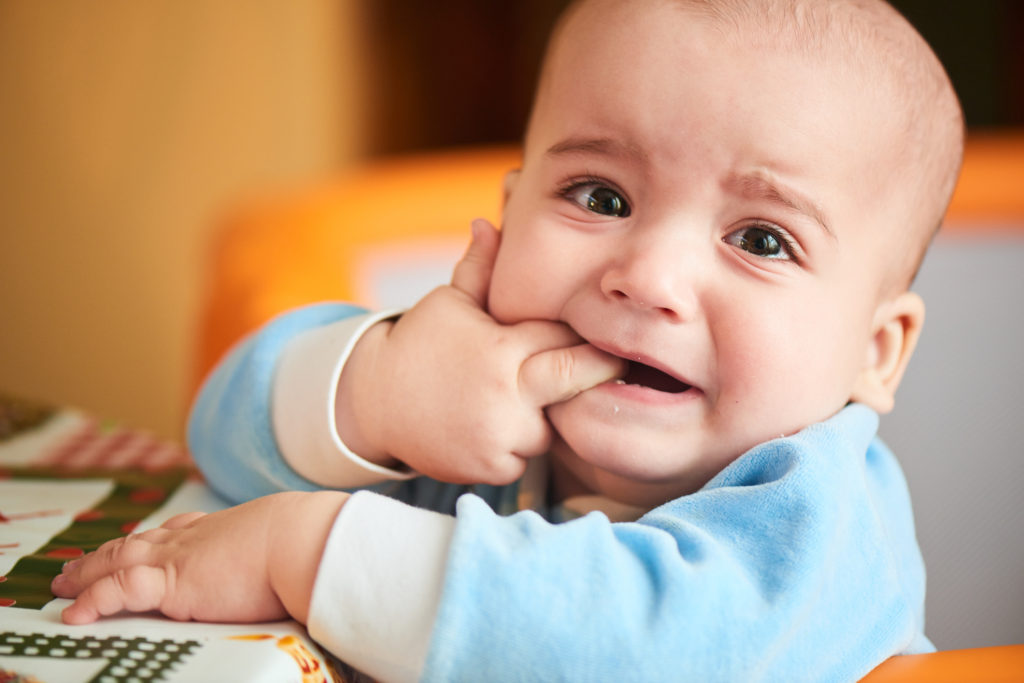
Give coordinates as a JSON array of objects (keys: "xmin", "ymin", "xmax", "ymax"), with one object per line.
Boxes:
[{"xmin": 488, "ymin": 1, "xmax": 915, "ymax": 505}]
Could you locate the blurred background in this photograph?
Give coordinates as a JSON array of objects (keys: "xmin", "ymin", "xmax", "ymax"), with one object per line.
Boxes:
[{"xmin": 0, "ymin": 0, "xmax": 1022, "ymax": 651}]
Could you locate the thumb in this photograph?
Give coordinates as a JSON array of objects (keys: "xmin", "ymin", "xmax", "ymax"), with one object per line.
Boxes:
[
  {"xmin": 520, "ymin": 343, "xmax": 627, "ymax": 407},
  {"xmin": 450, "ymin": 218, "xmax": 501, "ymax": 306}
]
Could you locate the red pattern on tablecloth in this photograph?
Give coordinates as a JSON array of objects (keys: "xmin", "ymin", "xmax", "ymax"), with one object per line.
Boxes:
[{"xmin": 34, "ymin": 417, "xmax": 191, "ymax": 471}]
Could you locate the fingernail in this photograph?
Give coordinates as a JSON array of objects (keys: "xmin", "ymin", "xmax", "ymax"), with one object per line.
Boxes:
[
  {"xmin": 62, "ymin": 560, "xmax": 78, "ymax": 574},
  {"xmin": 470, "ymin": 218, "xmax": 486, "ymax": 241}
]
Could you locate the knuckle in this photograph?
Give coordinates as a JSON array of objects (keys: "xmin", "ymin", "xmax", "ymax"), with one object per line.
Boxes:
[
  {"xmin": 490, "ymin": 329, "xmax": 517, "ymax": 356},
  {"xmin": 114, "ymin": 565, "xmax": 161, "ymax": 612},
  {"xmin": 553, "ymin": 350, "xmax": 577, "ymax": 384},
  {"xmin": 135, "ymin": 528, "xmax": 164, "ymax": 542},
  {"xmin": 95, "ymin": 537, "xmax": 125, "ymax": 563},
  {"xmin": 482, "ymin": 455, "xmax": 526, "ymax": 486},
  {"xmin": 521, "ymin": 422, "xmax": 552, "ymax": 458},
  {"xmin": 111, "ymin": 567, "xmax": 131, "ymax": 592},
  {"xmin": 107, "ymin": 568, "xmax": 135, "ymax": 608},
  {"xmin": 113, "ymin": 536, "xmax": 151, "ymax": 566}
]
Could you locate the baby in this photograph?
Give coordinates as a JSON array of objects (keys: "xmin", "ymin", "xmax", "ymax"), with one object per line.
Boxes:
[{"xmin": 52, "ymin": 0, "xmax": 964, "ymax": 680}]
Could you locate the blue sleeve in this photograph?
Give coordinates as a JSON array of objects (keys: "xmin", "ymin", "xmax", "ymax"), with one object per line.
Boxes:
[
  {"xmin": 423, "ymin": 405, "xmax": 932, "ymax": 682},
  {"xmin": 187, "ymin": 303, "xmax": 368, "ymax": 503}
]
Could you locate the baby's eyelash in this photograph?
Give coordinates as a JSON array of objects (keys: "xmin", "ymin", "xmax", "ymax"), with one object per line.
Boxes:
[
  {"xmin": 556, "ymin": 175, "xmax": 616, "ymax": 198},
  {"xmin": 556, "ymin": 175, "xmax": 632, "ymax": 217}
]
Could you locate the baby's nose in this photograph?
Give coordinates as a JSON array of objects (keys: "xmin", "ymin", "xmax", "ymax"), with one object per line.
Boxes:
[{"xmin": 599, "ymin": 240, "xmax": 701, "ymax": 322}]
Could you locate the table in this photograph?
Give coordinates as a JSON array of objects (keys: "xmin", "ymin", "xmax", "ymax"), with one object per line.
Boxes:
[{"xmin": 0, "ymin": 395, "xmax": 351, "ymax": 683}]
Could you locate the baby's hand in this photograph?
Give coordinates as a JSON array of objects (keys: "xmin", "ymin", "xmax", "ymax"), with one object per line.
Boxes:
[
  {"xmin": 52, "ymin": 491, "xmax": 347, "ymax": 625},
  {"xmin": 340, "ymin": 219, "xmax": 625, "ymax": 485}
]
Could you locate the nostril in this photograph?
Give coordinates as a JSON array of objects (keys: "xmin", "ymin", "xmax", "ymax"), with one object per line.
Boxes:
[
  {"xmin": 609, "ymin": 289, "xmax": 671, "ymax": 316},
  {"xmin": 656, "ymin": 306, "xmax": 681, "ymax": 322},
  {"xmin": 613, "ymin": 291, "xmax": 644, "ymax": 306}
]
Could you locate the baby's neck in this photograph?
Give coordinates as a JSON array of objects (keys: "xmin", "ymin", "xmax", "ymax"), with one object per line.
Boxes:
[
  {"xmin": 547, "ymin": 449, "xmax": 593, "ymax": 503},
  {"xmin": 545, "ymin": 449, "xmax": 647, "ymax": 522},
  {"xmin": 546, "ymin": 435, "xmax": 695, "ymax": 512}
]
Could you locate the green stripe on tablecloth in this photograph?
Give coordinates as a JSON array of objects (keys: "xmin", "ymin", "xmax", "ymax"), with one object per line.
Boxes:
[{"xmin": 0, "ymin": 466, "xmax": 190, "ymax": 609}]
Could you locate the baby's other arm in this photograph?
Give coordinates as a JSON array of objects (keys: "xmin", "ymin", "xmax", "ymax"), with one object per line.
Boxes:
[
  {"xmin": 330, "ymin": 219, "xmax": 625, "ymax": 486},
  {"xmin": 52, "ymin": 491, "xmax": 348, "ymax": 625}
]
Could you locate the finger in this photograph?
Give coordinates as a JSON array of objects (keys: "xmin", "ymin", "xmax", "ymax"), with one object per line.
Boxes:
[
  {"xmin": 133, "ymin": 527, "xmax": 173, "ymax": 543},
  {"xmin": 511, "ymin": 319, "xmax": 585, "ymax": 353},
  {"xmin": 520, "ymin": 343, "xmax": 627, "ymax": 406},
  {"xmin": 162, "ymin": 511, "xmax": 206, "ymax": 530},
  {"xmin": 53, "ymin": 535, "xmax": 157, "ymax": 596},
  {"xmin": 450, "ymin": 218, "xmax": 500, "ymax": 306},
  {"xmin": 60, "ymin": 565, "xmax": 168, "ymax": 625}
]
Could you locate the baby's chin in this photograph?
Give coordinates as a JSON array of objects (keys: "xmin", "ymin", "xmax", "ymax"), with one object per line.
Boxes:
[{"xmin": 546, "ymin": 399, "xmax": 718, "ymax": 508}]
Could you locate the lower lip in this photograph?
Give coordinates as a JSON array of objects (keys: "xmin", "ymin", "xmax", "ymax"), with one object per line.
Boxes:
[{"xmin": 593, "ymin": 380, "xmax": 702, "ymax": 407}]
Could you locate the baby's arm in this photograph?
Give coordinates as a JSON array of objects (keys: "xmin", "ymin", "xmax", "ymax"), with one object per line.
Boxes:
[
  {"xmin": 323, "ymin": 219, "xmax": 625, "ymax": 486},
  {"xmin": 52, "ymin": 491, "xmax": 347, "ymax": 625}
]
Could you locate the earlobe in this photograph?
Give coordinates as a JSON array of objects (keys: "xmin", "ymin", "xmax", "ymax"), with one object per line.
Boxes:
[{"xmin": 850, "ymin": 291, "xmax": 925, "ymax": 414}]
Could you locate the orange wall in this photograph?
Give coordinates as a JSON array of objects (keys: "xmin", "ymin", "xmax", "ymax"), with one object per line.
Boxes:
[{"xmin": 0, "ymin": 0, "xmax": 367, "ymax": 439}]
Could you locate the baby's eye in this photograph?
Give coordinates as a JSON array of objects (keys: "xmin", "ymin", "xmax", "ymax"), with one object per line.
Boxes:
[
  {"xmin": 724, "ymin": 224, "xmax": 795, "ymax": 260},
  {"xmin": 563, "ymin": 182, "xmax": 631, "ymax": 217}
]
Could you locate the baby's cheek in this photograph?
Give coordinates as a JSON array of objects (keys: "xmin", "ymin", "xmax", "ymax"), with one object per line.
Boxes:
[
  {"xmin": 488, "ymin": 264, "xmax": 551, "ymax": 324},
  {"xmin": 715, "ymin": 336, "xmax": 814, "ymax": 426}
]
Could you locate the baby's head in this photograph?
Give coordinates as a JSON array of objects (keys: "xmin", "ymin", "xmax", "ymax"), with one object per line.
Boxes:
[{"xmin": 487, "ymin": 0, "xmax": 964, "ymax": 506}]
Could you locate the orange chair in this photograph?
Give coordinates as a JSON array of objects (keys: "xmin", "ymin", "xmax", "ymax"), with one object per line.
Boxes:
[
  {"xmin": 942, "ymin": 131, "xmax": 1024, "ymax": 228},
  {"xmin": 193, "ymin": 135, "xmax": 1024, "ymax": 680},
  {"xmin": 861, "ymin": 643, "xmax": 1024, "ymax": 682}
]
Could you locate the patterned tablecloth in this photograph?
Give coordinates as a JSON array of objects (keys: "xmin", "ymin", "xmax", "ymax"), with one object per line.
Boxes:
[{"xmin": 0, "ymin": 395, "xmax": 347, "ymax": 683}]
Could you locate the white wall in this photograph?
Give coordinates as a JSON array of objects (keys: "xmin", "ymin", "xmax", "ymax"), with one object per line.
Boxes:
[{"xmin": 879, "ymin": 230, "xmax": 1024, "ymax": 649}]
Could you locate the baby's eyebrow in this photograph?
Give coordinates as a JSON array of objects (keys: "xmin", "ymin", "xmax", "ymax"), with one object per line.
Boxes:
[
  {"xmin": 545, "ymin": 136, "xmax": 647, "ymax": 163},
  {"xmin": 727, "ymin": 170, "xmax": 835, "ymax": 239}
]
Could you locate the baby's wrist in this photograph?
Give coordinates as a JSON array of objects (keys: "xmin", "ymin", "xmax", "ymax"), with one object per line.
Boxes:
[
  {"xmin": 335, "ymin": 319, "xmax": 400, "ymax": 468},
  {"xmin": 267, "ymin": 491, "xmax": 350, "ymax": 624}
]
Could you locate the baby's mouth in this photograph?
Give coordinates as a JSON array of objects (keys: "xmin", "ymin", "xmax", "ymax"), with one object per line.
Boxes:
[{"xmin": 620, "ymin": 360, "xmax": 692, "ymax": 394}]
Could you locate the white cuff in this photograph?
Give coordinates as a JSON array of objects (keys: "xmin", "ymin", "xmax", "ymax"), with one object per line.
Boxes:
[
  {"xmin": 308, "ymin": 491, "xmax": 455, "ymax": 683},
  {"xmin": 272, "ymin": 309, "xmax": 415, "ymax": 487}
]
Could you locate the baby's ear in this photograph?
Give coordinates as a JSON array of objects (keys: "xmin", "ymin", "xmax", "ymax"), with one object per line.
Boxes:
[
  {"xmin": 850, "ymin": 291, "xmax": 925, "ymax": 413},
  {"xmin": 502, "ymin": 169, "xmax": 521, "ymax": 208}
]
